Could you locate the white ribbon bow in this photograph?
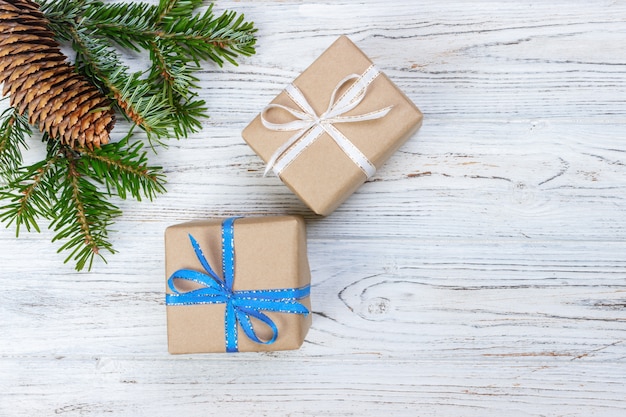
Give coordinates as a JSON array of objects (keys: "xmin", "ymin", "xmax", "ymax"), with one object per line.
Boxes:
[{"xmin": 260, "ymin": 65, "xmax": 393, "ymax": 178}]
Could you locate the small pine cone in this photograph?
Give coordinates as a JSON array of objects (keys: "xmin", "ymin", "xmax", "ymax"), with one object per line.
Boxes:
[{"xmin": 0, "ymin": 0, "xmax": 115, "ymax": 149}]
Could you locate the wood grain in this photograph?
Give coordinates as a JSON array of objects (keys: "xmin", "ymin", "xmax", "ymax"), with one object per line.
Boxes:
[{"xmin": 1, "ymin": 1, "xmax": 626, "ymax": 416}]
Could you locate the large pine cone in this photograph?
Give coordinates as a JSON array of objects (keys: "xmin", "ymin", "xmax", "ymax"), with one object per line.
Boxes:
[{"xmin": 0, "ymin": 0, "xmax": 115, "ymax": 148}]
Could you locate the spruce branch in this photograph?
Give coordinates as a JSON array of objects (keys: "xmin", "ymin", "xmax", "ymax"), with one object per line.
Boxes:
[
  {"xmin": 50, "ymin": 147, "xmax": 120, "ymax": 271},
  {"xmin": 37, "ymin": 0, "xmax": 89, "ymax": 40},
  {"xmin": 81, "ymin": 0, "xmax": 257, "ymax": 67},
  {"xmin": 81, "ymin": 1, "xmax": 160, "ymax": 51},
  {"xmin": 168, "ymin": 97, "xmax": 207, "ymax": 140},
  {"xmin": 0, "ymin": 107, "xmax": 31, "ymax": 181},
  {"xmin": 53, "ymin": 136, "xmax": 167, "ymax": 270},
  {"xmin": 0, "ymin": 0, "xmax": 257, "ymax": 270},
  {"xmin": 66, "ymin": 19, "xmax": 203, "ymax": 144},
  {"xmin": 108, "ymin": 69, "xmax": 175, "ymax": 143},
  {"xmin": 158, "ymin": 5, "xmax": 257, "ymax": 66},
  {"xmin": 67, "ymin": 26, "xmax": 173, "ymax": 142},
  {"xmin": 0, "ymin": 143, "xmax": 63, "ymax": 235},
  {"xmin": 148, "ymin": 40, "xmax": 200, "ymax": 98},
  {"xmin": 156, "ymin": 0, "xmax": 204, "ymax": 24},
  {"xmin": 0, "ymin": 130, "xmax": 167, "ymax": 271},
  {"xmin": 80, "ymin": 137, "xmax": 166, "ymax": 201}
]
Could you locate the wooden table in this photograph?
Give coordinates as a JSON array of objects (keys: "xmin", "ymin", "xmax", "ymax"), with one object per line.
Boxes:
[{"xmin": 1, "ymin": 1, "xmax": 625, "ymax": 415}]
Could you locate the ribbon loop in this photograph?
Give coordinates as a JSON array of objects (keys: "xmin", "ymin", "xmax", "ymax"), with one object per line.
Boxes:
[
  {"xmin": 261, "ymin": 103, "xmax": 315, "ymax": 132},
  {"xmin": 323, "ymin": 73, "xmax": 367, "ymax": 118},
  {"xmin": 260, "ymin": 65, "xmax": 392, "ymax": 178},
  {"xmin": 165, "ymin": 217, "xmax": 310, "ymax": 352}
]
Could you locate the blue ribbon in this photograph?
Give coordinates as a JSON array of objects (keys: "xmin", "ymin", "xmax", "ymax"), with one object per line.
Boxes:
[{"xmin": 166, "ymin": 217, "xmax": 310, "ymax": 352}]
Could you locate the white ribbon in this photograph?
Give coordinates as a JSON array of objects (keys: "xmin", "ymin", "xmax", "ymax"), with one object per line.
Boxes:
[{"xmin": 260, "ymin": 65, "xmax": 393, "ymax": 178}]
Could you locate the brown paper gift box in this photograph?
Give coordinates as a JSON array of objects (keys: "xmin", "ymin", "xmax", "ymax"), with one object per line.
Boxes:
[
  {"xmin": 242, "ymin": 35, "xmax": 423, "ymax": 216},
  {"xmin": 165, "ymin": 216, "xmax": 312, "ymax": 354}
]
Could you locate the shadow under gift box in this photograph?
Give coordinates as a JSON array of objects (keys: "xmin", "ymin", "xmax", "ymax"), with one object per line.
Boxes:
[
  {"xmin": 243, "ymin": 35, "xmax": 423, "ymax": 216},
  {"xmin": 165, "ymin": 216, "xmax": 312, "ymax": 354}
]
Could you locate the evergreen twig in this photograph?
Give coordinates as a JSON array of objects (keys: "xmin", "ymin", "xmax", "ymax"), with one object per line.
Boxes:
[
  {"xmin": 50, "ymin": 146, "xmax": 120, "ymax": 271},
  {"xmin": 0, "ymin": 0, "xmax": 257, "ymax": 270},
  {"xmin": 0, "ymin": 149, "xmax": 62, "ymax": 235},
  {"xmin": 0, "ymin": 108, "xmax": 31, "ymax": 182},
  {"xmin": 80, "ymin": 137, "xmax": 166, "ymax": 201}
]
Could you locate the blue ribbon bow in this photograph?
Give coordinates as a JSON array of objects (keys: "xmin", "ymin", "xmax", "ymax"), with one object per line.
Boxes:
[{"xmin": 166, "ymin": 217, "xmax": 310, "ymax": 352}]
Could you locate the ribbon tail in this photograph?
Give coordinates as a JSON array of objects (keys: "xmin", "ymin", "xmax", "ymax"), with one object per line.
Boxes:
[
  {"xmin": 264, "ymin": 127, "xmax": 311, "ymax": 176},
  {"xmin": 236, "ymin": 307, "xmax": 279, "ymax": 345},
  {"xmin": 187, "ymin": 234, "xmax": 223, "ymax": 284},
  {"xmin": 270, "ymin": 124, "xmax": 326, "ymax": 176}
]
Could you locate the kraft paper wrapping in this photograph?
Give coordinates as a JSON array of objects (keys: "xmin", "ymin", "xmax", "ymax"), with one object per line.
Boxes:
[
  {"xmin": 165, "ymin": 216, "xmax": 312, "ymax": 353},
  {"xmin": 242, "ymin": 35, "xmax": 423, "ymax": 216}
]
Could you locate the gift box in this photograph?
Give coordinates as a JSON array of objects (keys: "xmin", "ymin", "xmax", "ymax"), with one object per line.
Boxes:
[
  {"xmin": 242, "ymin": 35, "xmax": 423, "ymax": 216},
  {"xmin": 165, "ymin": 216, "xmax": 312, "ymax": 353}
]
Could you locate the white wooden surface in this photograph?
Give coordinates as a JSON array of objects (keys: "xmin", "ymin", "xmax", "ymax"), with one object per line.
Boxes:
[{"xmin": 2, "ymin": 1, "xmax": 626, "ymax": 415}]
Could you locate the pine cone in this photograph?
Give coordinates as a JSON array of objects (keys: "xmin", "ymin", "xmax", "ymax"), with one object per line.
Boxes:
[{"xmin": 0, "ymin": 0, "xmax": 115, "ymax": 148}]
